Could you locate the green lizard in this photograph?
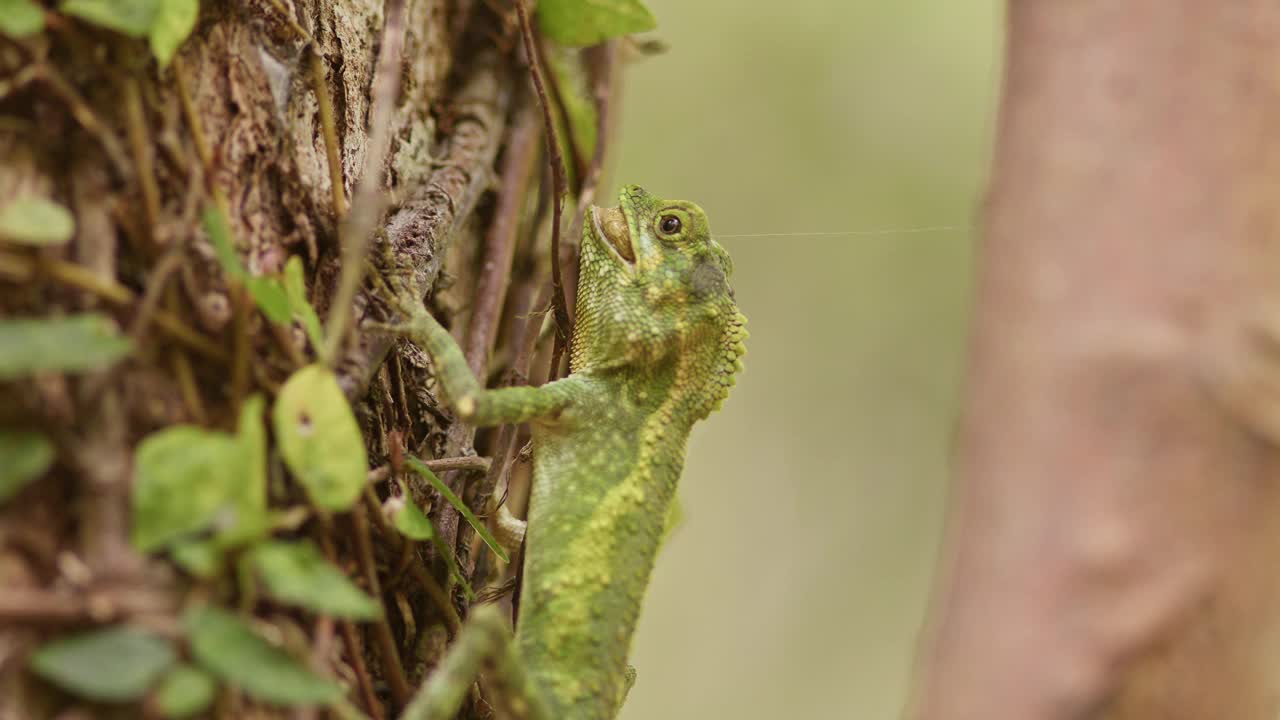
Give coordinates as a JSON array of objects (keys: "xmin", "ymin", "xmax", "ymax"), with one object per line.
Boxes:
[{"xmin": 368, "ymin": 185, "xmax": 747, "ymax": 720}]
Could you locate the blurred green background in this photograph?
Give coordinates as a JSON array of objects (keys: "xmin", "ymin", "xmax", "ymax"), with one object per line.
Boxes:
[{"xmin": 609, "ymin": 1, "xmax": 1002, "ymax": 717}]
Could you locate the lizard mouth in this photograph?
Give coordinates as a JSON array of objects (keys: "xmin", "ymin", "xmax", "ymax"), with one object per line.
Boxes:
[{"xmin": 590, "ymin": 205, "xmax": 635, "ymax": 265}]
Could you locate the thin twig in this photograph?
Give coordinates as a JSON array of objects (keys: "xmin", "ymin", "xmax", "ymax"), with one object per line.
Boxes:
[
  {"xmin": 515, "ymin": 0, "xmax": 572, "ymax": 350},
  {"xmin": 321, "ymin": 0, "xmax": 407, "ymax": 365},
  {"xmin": 350, "ymin": 507, "xmax": 412, "ymax": 707},
  {"xmin": 309, "ymin": 49, "xmax": 348, "ymax": 219},
  {"xmin": 122, "ymin": 75, "xmax": 162, "ymax": 246},
  {"xmin": 0, "ymin": 251, "xmax": 227, "ymax": 360}
]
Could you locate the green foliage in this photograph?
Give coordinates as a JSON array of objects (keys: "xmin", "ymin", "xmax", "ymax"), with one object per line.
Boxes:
[
  {"xmin": 284, "ymin": 256, "xmax": 325, "ymax": 350},
  {"xmin": 149, "ymin": 0, "xmax": 198, "ymax": 66},
  {"xmin": 61, "ymin": 0, "xmax": 158, "ymax": 37},
  {"xmin": 184, "ymin": 606, "xmax": 341, "ymax": 706},
  {"xmin": 0, "ymin": 0, "xmax": 45, "ymax": 37},
  {"xmin": 132, "ymin": 396, "xmax": 267, "ymax": 553},
  {"xmin": 0, "ymin": 431, "xmax": 54, "ymax": 503},
  {"xmin": 537, "ymin": 0, "xmax": 656, "ymax": 47},
  {"xmin": 154, "ymin": 664, "xmax": 216, "ymax": 719},
  {"xmin": 0, "ymin": 314, "xmax": 132, "ymax": 379},
  {"xmin": 391, "ymin": 480, "xmax": 473, "ymax": 599},
  {"xmin": 30, "ymin": 626, "xmax": 175, "ymax": 702},
  {"xmin": 249, "ymin": 540, "xmax": 382, "ymax": 619},
  {"xmin": 204, "ymin": 206, "xmax": 322, "ymax": 336},
  {"xmin": 407, "ymin": 457, "xmax": 507, "ymax": 563},
  {"xmin": 0, "ymin": 197, "xmax": 74, "ymax": 244},
  {"xmin": 274, "ymin": 365, "xmax": 368, "ymax": 511},
  {"xmin": 547, "ymin": 49, "xmax": 598, "ymax": 188},
  {"xmin": 202, "ymin": 205, "xmax": 291, "ymax": 324},
  {"xmin": 131, "ymin": 426, "xmax": 243, "ymax": 552},
  {"xmin": 58, "ymin": 0, "xmax": 197, "ymax": 65}
]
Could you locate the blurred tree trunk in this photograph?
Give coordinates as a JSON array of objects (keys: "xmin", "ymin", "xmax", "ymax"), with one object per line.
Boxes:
[
  {"xmin": 0, "ymin": 0, "xmax": 599, "ymax": 717},
  {"xmin": 912, "ymin": 2, "xmax": 1280, "ymax": 719}
]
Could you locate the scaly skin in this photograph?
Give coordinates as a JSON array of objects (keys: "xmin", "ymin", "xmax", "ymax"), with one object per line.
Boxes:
[{"xmin": 374, "ymin": 185, "xmax": 747, "ymax": 720}]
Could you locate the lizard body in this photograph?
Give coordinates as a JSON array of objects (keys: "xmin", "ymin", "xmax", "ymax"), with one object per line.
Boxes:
[{"xmin": 372, "ymin": 185, "xmax": 746, "ymax": 719}]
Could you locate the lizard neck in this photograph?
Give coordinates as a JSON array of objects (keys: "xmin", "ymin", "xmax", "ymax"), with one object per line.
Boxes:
[{"xmin": 516, "ymin": 360, "xmax": 698, "ymax": 719}]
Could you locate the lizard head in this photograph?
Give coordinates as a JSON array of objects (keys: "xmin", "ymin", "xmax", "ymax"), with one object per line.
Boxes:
[{"xmin": 573, "ymin": 185, "xmax": 747, "ymax": 419}]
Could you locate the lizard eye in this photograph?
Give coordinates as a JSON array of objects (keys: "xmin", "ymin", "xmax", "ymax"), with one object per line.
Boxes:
[{"xmin": 659, "ymin": 215, "xmax": 682, "ymax": 235}]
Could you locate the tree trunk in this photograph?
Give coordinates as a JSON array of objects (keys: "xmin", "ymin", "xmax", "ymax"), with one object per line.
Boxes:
[
  {"xmin": 912, "ymin": 2, "xmax": 1280, "ymax": 718},
  {"xmin": 0, "ymin": 1, "xmax": 606, "ymax": 717}
]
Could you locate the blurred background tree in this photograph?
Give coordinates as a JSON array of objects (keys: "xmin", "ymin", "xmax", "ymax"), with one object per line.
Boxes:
[{"xmin": 616, "ymin": 1, "xmax": 999, "ymax": 718}]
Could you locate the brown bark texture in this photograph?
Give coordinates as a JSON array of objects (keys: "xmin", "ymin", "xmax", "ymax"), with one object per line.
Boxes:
[
  {"xmin": 0, "ymin": 0, "xmax": 610, "ymax": 717},
  {"xmin": 913, "ymin": 2, "xmax": 1280, "ymax": 719}
]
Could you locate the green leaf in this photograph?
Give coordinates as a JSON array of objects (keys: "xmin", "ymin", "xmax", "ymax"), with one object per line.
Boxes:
[
  {"xmin": 185, "ymin": 606, "xmax": 341, "ymax": 706},
  {"xmin": 0, "ymin": 197, "xmax": 72, "ymax": 244},
  {"xmin": 249, "ymin": 540, "xmax": 381, "ymax": 619},
  {"xmin": 283, "ymin": 256, "xmax": 324, "ymax": 350},
  {"xmin": 148, "ymin": 0, "xmax": 197, "ymax": 67},
  {"xmin": 247, "ymin": 276, "xmax": 292, "ymax": 324},
  {"xmin": 169, "ymin": 540, "xmax": 222, "ymax": 578},
  {"xmin": 203, "ymin": 205, "xmax": 298, "ymax": 325},
  {"xmin": 154, "ymin": 664, "xmax": 216, "ymax": 719},
  {"xmin": 0, "ymin": 314, "xmax": 132, "ymax": 379},
  {"xmin": 273, "ymin": 365, "xmax": 368, "ymax": 511},
  {"xmin": 407, "ymin": 457, "xmax": 507, "ymax": 563},
  {"xmin": 0, "ymin": 431, "xmax": 54, "ymax": 503},
  {"xmin": 391, "ymin": 482, "xmax": 473, "ymax": 600},
  {"xmin": 61, "ymin": 0, "xmax": 159, "ymax": 36},
  {"xmin": 0, "ymin": 0, "xmax": 45, "ymax": 37},
  {"xmin": 131, "ymin": 426, "xmax": 241, "ymax": 552},
  {"xmin": 537, "ymin": 0, "xmax": 656, "ymax": 47},
  {"xmin": 30, "ymin": 626, "xmax": 175, "ymax": 701}
]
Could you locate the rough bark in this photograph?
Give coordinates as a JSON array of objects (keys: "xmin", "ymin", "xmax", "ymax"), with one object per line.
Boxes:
[
  {"xmin": 913, "ymin": 2, "xmax": 1280, "ymax": 719},
  {"xmin": 0, "ymin": 0, "xmax": 597, "ymax": 717}
]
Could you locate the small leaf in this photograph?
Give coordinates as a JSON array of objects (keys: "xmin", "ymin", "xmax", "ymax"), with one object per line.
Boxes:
[
  {"xmin": 249, "ymin": 540, "xmax": 381, "ymax": 619},
  {"xmin": 0, "ymin": 431, "xmax": 54, "ymax": 503},
  {"xmin": 169, "ymin": 540, "xmax": 222, "ymax": 578},
  {"xmin": 202, "ymin": 204, "xmax": 245, "ymax": 279},
  {"xmin": 154, "ymin": 664, "xmax": 216, "ymax": 719},
  {"xmin": 30, "ymin": 626, "xmax": 175, "ymax": 701},
  {"xmin": 391, "ymin": 484, "xmax": 473, "ymax": 600},
  {"xmin": 247, "ymin": 277, "xmax": 292, "ymax": 324},
  {"xmin": 537, "ymin": 0, "xmax": 656, "ymax": 47},
  {"xmin": 61, "ymin": 0, "xmax": 159, "ymax": 36},
  {"xmin": 0, "ymin": 0, "xmax": 45, "ymax": 37},
  {"xmin": 0, "ymin": 314, "xmax": 132, "ymax": 379},
  {"xmin": 185, "ymin": 606, "xmax": 341, "ymax": 706},
  {"xmin": 407, "ymin": 457, "xmax": 507, "ymax": 563},
  {"xmin": 274, "ymin": 365, "xmax": 368, "ymax": 511},
  {"xmin": 283, "ymin": 256, "xmax": 324, "ymax": 350},
  {"xmin": 131, "ymin": 426, "xmax": 240, "ymax": 552},
  {"xmin": 0, "ymin": 197, "xmax": 72, "ymax": 244},
  {"xmin": 148, "ymin": 0, "xmax": 197, "ymax": 67},
  {"xmin": 203, "ymin": 205, "xmax": 299, "ymax": 325}
]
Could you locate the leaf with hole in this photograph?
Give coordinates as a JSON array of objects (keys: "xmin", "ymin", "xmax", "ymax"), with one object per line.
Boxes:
[
  {"xmin": 0, "ymin": 315, "xmax": 132, "ymax": 380},
  {"xmin": 537, "ymin": 0, "xmax": 656, "ymax": 46},
  {"xmin": 407, "ymin": 457, "xmax": 508, "ymax": 563},
  {"xmin": 0, "ymin": 431, "xmax": 54, "ymax": 503},
  {"xmin": 249, "ymin": 540, "xmax": 381, "ymax": 619},
  {"xmin": 154, "ymin": 664, "xmax": 216, "ymax": 718},
  {"xmin": 184, "ymin": 606, "xmax": 340, "ymax": 706},
  {"xmin": 61, "ymin": 0, "xmax": 159, "ymax": 36},
  {"xmin": 273, "ymin": 365, "xmax": 368, "ymax": 511},
  {"xmin": 0, "ymin": 197, "xmax": 73, "ymax": 244},
  {"xmin": 30, "ymin": 626, "xmax": 175, "ymax": 701}
]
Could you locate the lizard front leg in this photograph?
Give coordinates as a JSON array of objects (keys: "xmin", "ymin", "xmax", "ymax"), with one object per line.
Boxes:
[
  {"xmin": 401, "ymin": 604, "xmax": 551, "ymax": 720},
  {"xmin": 364, "ymin": 255, "xmax": 581, "ymax": 427}
]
